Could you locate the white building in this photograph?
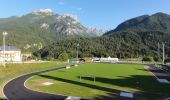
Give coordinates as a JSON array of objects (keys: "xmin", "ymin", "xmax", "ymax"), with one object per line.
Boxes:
[
  {"xmin": 92, "ymin": 57, "xmax": 100, "ymax": 62},
  {"xmin": 92, "ymin": 56, "xmax": 119, "ymax": 63},
  {"xmin": 100, "ymin": 56, "xmax": 119, "ymax": 63},
  {"xmin": 0, "ymin": 46, "xmax": 22, "ymax": 62}
]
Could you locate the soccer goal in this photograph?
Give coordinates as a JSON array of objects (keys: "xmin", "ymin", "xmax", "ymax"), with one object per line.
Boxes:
[{"xmin": 79, "ymin": 76, "xmax": 96, "ymax": 82}]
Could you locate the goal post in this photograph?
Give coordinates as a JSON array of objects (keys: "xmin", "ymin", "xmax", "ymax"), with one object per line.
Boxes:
[{"xmin": 79, "ymin": 76, "xmax": 96, "ymax": 82}]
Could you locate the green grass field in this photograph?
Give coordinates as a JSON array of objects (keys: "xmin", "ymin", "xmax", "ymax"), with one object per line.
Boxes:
[
  {"xmin": 26, "ymin": 63, "xmax": 170, "ymax": 99},
  {"xmin": 0, "ymin": 61, "xmax": 65, "ymax": 99}
]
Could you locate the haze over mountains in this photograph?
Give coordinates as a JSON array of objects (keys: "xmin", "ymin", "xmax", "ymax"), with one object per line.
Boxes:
[{"xmin": 0, "ymin": 9, "xmax": 103, "ymax": 51}]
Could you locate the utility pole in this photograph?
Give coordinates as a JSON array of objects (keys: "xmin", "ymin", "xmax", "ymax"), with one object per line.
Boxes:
[
  {"xmin": 2, "ymin": 32, "xmax": 8, "ymax": 68},
  {"xmin": 162, "ymin": 43, "xmax": 165, "ymax": 64},
  {"xmin": 77, "ymin": 43, "xmax": 79, "ymax": 63},
  {"xmin": 157, "ymin": 42, "xmax": 160, "ymax": 57}
]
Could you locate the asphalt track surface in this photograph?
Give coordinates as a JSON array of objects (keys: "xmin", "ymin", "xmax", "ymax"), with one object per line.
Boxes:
[{"xmin": 3, "ymin": 67, "xmax": 68, "ymax": 100}]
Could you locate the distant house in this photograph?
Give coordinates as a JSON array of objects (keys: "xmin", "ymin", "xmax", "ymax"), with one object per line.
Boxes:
[{"xmin": 0, "ymin": 46, "xmax": 22, "ymax": 62}]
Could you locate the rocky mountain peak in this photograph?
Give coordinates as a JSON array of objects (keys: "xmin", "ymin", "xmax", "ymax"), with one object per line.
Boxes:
[{"xmin": 31, "ymin": 9, "xmax": 54, "ymax": 15}]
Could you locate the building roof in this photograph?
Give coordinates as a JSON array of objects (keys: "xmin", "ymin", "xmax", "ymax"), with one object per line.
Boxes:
[{"xmin": 0, "ymin": 46, "xmax": 21, "ymax": 51}]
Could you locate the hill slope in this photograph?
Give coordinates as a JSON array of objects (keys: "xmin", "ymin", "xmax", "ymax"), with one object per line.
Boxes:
[{"xmin": 112, "ymin": 12, "xmax": 170, "ymax": 32}]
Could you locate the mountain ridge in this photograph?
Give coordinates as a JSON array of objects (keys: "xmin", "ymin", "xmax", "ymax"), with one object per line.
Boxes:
[
  {"xmin": 0, "ymin": 9, "xmax": 102, "ymax": 51},
  {"xmin": 35, "ymin": 12, "xmax": 170, "ymax": 59},
  {"xmin": 110, "ymin": 12, "xmax": 170, "ymax": 33}
]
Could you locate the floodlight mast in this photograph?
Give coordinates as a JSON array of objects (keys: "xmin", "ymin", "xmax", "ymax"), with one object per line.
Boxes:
[
  {"xmin": 162, "ymin": 43, "xmax": 165, "ymax": 64},
  {"xmin": 2, "ymin": 32, "xmax": 8, "ymax": 67},
  {"xmin": 77, "ymin": 43, "xmax": 79, "ymax": 63}
]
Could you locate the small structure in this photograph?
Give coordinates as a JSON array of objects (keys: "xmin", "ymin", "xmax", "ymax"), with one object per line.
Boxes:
[
  {"xmin": 120, "ymin": 92, "xmax": 134, "ymax": 98},
  {"xmin": 0, "ymin": 46, "xmax": 21, "ymax": 62},
  {"xmin": 157, "ymin": 79, "xmax": 170, "ymax": 83},
  {"xmin": 80, "ymin": 57, "xmax": 92, "ymax": 63},
  {"xmin": 21, "ymin": 52, "xmax": 32, "ymax": 61},
  {"xmin": 65, "ymin": 96, "xmax": 81, "ymax": 100}
]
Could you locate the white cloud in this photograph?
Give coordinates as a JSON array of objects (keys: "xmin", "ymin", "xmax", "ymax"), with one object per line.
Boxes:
[{"xmin": 58, "ymin": 2, "xmax": 65, "ymax": 6}]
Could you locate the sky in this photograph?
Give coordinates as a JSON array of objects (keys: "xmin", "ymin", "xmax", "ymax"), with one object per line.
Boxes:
[{"xmin": 0, "ymin": 0, "xmax": 170, "ymax": 30}]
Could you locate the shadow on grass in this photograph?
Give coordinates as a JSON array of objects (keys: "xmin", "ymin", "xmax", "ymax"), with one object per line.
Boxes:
[
  {"xmin": 79, "ymin": 75, "xmax": 170, "ymax": 94},
  {"xmin": 38, "ymin": 74, "xmax": 170, "ymax": 100},
  {"xmin": 0, "ymin": 98, "xmax": 6, "ymax": 100}
]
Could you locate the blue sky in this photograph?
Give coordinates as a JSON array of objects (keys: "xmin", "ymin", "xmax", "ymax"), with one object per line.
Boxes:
[{"xmin": 0, "ymin": 0, "xmax": 170, "ymax": 30}]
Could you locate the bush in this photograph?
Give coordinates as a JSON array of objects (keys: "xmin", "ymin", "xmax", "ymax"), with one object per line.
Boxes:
[
  {"xmin": 165, "ymin": 58, "xmax": 170, "ymax": 64},
  {"xmin": 153, "ymin": 57, "xmax": 162, "ymax": 62},
  {"xmin": 58, "ymin": 52, "xmax": 69, "ymax": 61},
  {"xmin": 142, "ymin": 56, "xmax": 154, "ymax": 62}
]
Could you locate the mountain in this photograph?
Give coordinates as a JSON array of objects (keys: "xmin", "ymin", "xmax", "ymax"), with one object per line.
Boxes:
[
  {"xmin": 103, "ymin": 12, "xmax": 170, "ymax": 57},
  {"xmin": 35, "ymin": 12, "xmax": 170, "ymax": 59},
  {"xmin": 106, "ymin": 12, "xmax": 170, "ymax": 34},
  {"xmin": 87, "ymin": 27, "xmax": 105, "ymax": 36},
  {"xmin": 0, "ymin": 9, "xmax": 98, "ymax": 51}
]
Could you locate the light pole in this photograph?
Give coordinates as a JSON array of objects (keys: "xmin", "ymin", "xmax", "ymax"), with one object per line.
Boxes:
[
  {"xmin": 77, "ymin": 43, "xmax": 79, "ymax": 63},
  {"xmin": 2, "ymin": 32, "xmax": 8, "ymax": 67},
  {"xmin": 162, "ymin": 43, "xmax": 165, "ymax": 64}
]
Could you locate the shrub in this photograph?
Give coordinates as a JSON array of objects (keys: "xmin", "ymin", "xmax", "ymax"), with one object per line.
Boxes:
[
  {"xmin": 142, "ymin": 56, "xmax": 154, "ymax": 62},
  {"xmin": 58, "ymin": 52, "xmax": 69, "ymax": 61},
  {"xmin": 165, "ymin": 58, "xmax": 170, "ymax": 64},
  {"xmin": 153, "ymin": 56, "xmax": 162, "ymax": 62}
]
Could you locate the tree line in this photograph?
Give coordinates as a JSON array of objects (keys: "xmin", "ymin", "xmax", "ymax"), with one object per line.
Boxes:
[{"xmin": 33, "ymin": 30, "xmax": 170, "ymax": 61}]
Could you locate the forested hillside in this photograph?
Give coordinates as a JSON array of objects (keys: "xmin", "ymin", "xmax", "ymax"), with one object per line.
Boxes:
[{"xmin": 34, "ymin": 13, "xmax": 170, "ymax": 60}]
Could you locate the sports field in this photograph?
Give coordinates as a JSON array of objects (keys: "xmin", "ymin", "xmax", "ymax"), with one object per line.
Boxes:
[{"xmin": 26, "ymin": 63, "xmax": 170, "ymax": 99}]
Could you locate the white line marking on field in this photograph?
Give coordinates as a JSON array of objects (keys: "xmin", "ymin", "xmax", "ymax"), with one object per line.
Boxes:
[
  {"xmin": 42, "ymin": 82, "xmax": 54, "ymax": 86},
  {"xmin": 65, "ymin": 96, "xmax": 81, "ymax": 100},
  {"xmin": 120, "ymin": 92, "xmax": 134, "ymax": 98}
]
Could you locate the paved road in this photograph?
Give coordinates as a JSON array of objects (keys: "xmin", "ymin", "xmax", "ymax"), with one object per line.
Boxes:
[{"xmin": 3, "ymin": 67, "xmax": 67, "ymax": 100}]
